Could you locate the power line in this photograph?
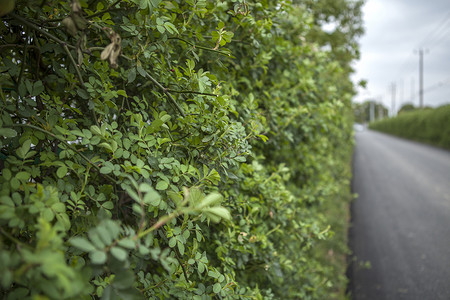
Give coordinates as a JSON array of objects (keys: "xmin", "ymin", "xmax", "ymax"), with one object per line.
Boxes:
[
  {"xmin": 427, "ymin": 25, "xmax": 450, "ymax": 49},
  {"xmin": 393, "ymin": 11, "xmax": 450, "ymax": 81},
  {"xmin": 418, "ymin": 11, "xmax": 450, "ymax": 48},
  {"xmin": 408, "ymin": 77, "xmax": 450, "ymax": 99}
]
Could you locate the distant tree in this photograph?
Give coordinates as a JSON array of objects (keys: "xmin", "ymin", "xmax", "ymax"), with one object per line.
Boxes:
[
  {"xmin": 304, "ymin": 0, "xmax": 365, "ymax": 74},
  {"xmin": 398, "ymin": 103, "xmax": 416, "ymax": 114}
]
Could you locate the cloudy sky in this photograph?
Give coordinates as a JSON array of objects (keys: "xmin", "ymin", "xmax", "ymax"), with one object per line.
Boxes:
[{"xmin": 352, "ymin": 0, "xmax": 450, "ymax": 114}]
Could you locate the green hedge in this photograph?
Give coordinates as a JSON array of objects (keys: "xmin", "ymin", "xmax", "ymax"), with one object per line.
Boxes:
[
  {"xmin": 0, "ymin": 1, "xmax": 361, "ymax": 299},
  {"xmin": 369, "ymin": 105, "xmax": 450, "ymax": 149}
]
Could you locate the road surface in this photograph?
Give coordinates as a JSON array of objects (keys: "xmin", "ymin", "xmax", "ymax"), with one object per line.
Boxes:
[{"xmin": 348, "ymin": 130, "xmax": 450, "ymax": 300}]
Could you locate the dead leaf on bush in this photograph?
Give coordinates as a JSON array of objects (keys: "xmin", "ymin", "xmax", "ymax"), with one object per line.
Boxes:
[
  {"xmin": 62, "ymin": 0, "xmax": 87, "ymax": 37},
  {"xmin": 101, "ymin": 28, "xmax": 121, "ymax": 69}
]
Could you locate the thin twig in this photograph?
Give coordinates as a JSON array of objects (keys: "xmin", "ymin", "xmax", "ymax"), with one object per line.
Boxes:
[
  {"xmin": 166, "ymin": 89, "xmax": 218, "ymax": 97},
  {"xmin": 10, "ymin": 13, "xmax": 84, "ymax": 86},
  {"xmin": 144, "ymin": 71, "xmax": 186, "ymax": 117},
  {"xmin": 167, "ymin": 37, "xmax": 232, "ymax": 57},
  {"xmin": 0, "ymin": 227, "xmax": 30, "ymax": 249},
  {"xmin": 0, "ymin": 44, "xmax": 40, "ymax": 51},
  {"xmin": 86, "ymin": 0, "xmax": 122, "ymax": 19},
  {"xmin": 18, "ymin": 43, "xmax": 28, "ymax": 85},
  {"xmin": 62, "ymin": 43, "xmax": 85, "ymax": 86},
  {"xmin": 10, "ymin": 13, "xmax": 66, "ymax": 45},
  {"xmin": 137, "ymin": 211, "xmax": 180, "ymax": 239}
]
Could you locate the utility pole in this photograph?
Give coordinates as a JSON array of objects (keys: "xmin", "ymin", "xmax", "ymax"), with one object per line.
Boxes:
[
  {"xmin": 391, "ymin": 82, "xmax": 396, "ymax": 117},
  {"xmin": 370, "ymin": 101, "xmax": 375, "ymax": 122},
  {"xmin": 419, "ymin": 49, "xmax": 424, "ymax": 108},
  {"xmin": 377, "ymin": 96, "xmax": 384, "ymax": 120},
  {"xmin": 416, "ymin": 48, "xmax": 428, "ymax": 108},
  {"xmin": 399, "ymin": 79, "xmax": 404, "ymax": 110},
  {"xmin": 411, "ymin": 77, "xmax": 415, "ymax": 103}
]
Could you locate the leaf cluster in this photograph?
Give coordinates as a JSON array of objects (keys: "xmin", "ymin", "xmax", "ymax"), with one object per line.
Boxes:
[{"xmin": 1, "ymin": 0, "xmax": 362, "ymax": 299}]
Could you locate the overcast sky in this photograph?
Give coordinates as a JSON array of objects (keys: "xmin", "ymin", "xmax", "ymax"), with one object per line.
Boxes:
[{"xmin": 352, "ymin": 0, "xmax": 450, "ymax": 113}]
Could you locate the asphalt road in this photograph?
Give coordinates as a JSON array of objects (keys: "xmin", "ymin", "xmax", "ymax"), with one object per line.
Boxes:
[{"xmin": 348, "ymin": 130, "xmax": 450, "ymax": 300}]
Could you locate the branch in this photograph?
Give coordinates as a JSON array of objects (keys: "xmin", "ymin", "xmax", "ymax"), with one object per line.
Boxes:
[
  {"xmin": 167, "ymin": 37, "xmax": 232, "ymax": 57},
  {"xmin": 143, "ymin": 71, "xmax": 186, "ymax": 117},
  {"xmin": 10, "ymin": 13, "xmax": 66, "ymax": 45},
  {"xmin": 85, "ymin": 0, "xmax": 122, "ymax": 19},
  {"xmin": 0, "ymin": 44, "xmax": 40, "ymax": 51},
  {"xmin": 10, "ymin": 13, "xmax": 84, "ymax": 87},
  {"xmin": 166, "ymin": 89, "xmax": 218, "ymax": 97},
  {"xmin": 62, "ymin": 44, "xmax": 85, "ymax": 86},
  {"xmin": 137, "ymin": 212, "xmax": 180, "ymax": 239},
  {"xmin": 0, "ymin": 227, "xmax": 30, "ymax": 249},
  {"xmin": 41, "ymin": 0, "xmax": 123, "ymax": 23}
]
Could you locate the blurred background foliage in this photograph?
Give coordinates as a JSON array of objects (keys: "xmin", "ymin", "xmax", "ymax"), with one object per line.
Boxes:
[
  {"xmin": 370, "ymin": 104, "xmax": 450, "ymax": 149},
  {"xmin": 0, "ymin": 0, "xmax": 363, "ymax": 299}
]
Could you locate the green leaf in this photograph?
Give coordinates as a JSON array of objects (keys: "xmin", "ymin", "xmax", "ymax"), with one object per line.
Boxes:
[
  {"xmin": 136, "ymin": 66, "xmax": 147, "ymax": 77},
  {"xmin": 118, "ymin": 238, "xmax": 135, "ymax": 249},
  {"xmin": 213, "ymin": 283, "xmax": 221, "ymax": 294},
  {"xmin": 168, "ymin": 237, "xmax": 176, "ymax": 248},
  {"xmin": 105, "ymin": 220, "xmax": 121, "ymax": 239},
  {"xmin": 90, "ymin": 250, "xmax": 107, "ymax": 264},
  {"xmin": 156, "ymin": 25, "xmax": 165, "ymax": 33},
  {"xmin": 110, "ymin": 246, "xmax": 127, "ymax": 261},
  {"xmin": 70, "ymin": 237, "xmax": 97, "ymax": 252},
  {"xmin": 10, "ymin": 178, "xmax": 20, "ymax": 190},
  {"xmin": 15, "ymin": 171, "xmax": 30, "ymax": 181},
  {"xmin": 202, "ymin": 207, "xmax": 231, "ymax": 223},
  {"xmin": 143, "ymin": 188, "xmax": 161, "ymax": 206},
  {"xmin": 150, "ymin": 0, "xmax": 161, "ymax": 8},
  {"xmin": 139, "ymin": 0, "xmax": 148, "ymax": 9},
  {"xmin": 77, "ymin": 88, "xmax": 89, "ymax": 99},
  {"xmin": 167, "ymin": 191, "xmax": 183, "ymax": 207},
  {"xmin": 102, "ymin": 201, "xmax": 114, "ymax": 209},
  {"xmin": 42, "ymin": 208, "xmax": 54, "ymax": 221},
  {"xmin": 88, "ymin": 230, "xmax": 105, "ymax": 249},
  {"xmin": 234, "ymin": 156, "xmax": 246, "ymax": 162},
  {"xmin": 97, "ymin": 225, "xmax": 113, "ymax": 246},
  {"xmin": 100, "ymin": 166, "xmax": 112, "ymax": 174},
  {"xmin": 117, "ymin": 90, "xmax": 127, "ymax": 97},
  {"xmin": 2, "ymin": 168, "xmax": 12, "ymax": 180},
  {"xmin": 155, "ymin": 180, "xmax": 168, "ymax": 191},
  {"xmin": 56, "ymin": 165, "xmax": 68, "ymax": 178},
  {"xmin": 16, "ymin": 140, "xmax": 31, "ymax": 158},
  {"xmin": 0, "ymin": 128, "xmax": 17, "ymax": 138},
  {"xmin": 177, "ymin": 240, "xmax": 185, "ymax": 255},
  {"xmin": 32, "ymin": 81, "xmax": 44, "ymax": 96},
  {"xmin": 127, "ymin": 68, "xmax": 136, "ymax": 83},
  {"xmin": 51, "ymin": 202, "xmax": 66, "ymax": 213},
  {"xmin": 198, "ymin": 193, "xmax": 222, "ymax": 208},
  {"xmin": 198, "ymin": 262, "xmax": 205, "ymax": 273},
  {"xmin": 90, "ymin": 125, "xmax": 102, "ymax": 136}
]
